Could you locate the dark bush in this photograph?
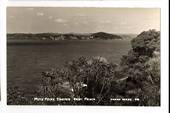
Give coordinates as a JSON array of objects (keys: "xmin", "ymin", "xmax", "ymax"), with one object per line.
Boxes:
[{"xmin": 37, "ymin": 56, "xmax": 118, "ymax": 105}]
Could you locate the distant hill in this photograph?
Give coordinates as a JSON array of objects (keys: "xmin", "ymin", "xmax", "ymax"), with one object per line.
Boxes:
[
  {"xmin": 91, "ymin": 32, "xmax": 122, "ymax": 40},
  {"xmin": 7, "ymin": 32, "xmax": 123, "ymax": 41}
]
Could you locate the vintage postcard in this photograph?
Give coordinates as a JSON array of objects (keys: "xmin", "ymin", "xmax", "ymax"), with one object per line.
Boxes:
[{"xmin": 7, "ymin": 7, "xmax": 160, "ymax": 106}]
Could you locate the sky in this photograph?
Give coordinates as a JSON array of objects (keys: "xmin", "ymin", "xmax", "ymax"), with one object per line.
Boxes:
[{"xmin": 7, "ymin": 7, "xmax": 160, "ymax": 34}]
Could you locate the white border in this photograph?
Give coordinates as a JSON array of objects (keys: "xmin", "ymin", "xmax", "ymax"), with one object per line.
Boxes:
[
  {"xmin": 0, "ymin": 1, "xmax": 169, "ymax": 113},
  {"xmin": 6, "ymin": 1, "xmax": 164, "ymax": 7}
]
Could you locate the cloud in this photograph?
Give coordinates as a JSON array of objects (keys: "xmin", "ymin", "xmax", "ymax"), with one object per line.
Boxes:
[
  {"xmin": 74, "ymin": 22, "xmax": 80, "ymax": 26},
  {"xmin": 27, "ymin": 8, "xmax": 34, "ymax": 11},
  {"xmin": 120, "ymin": 21, "xmax": 127, "ymax": 25},
  {"xmin": 54, "ymin": 18, "xmax": 67, "ymax": 23},
  {"xmin": 112, "ymin": 27, "xmax": 119, "ymax": 30},
  {"xmin": 37, "ymin": 12, "xmax": 44, "ymax": 16},
  {"xmin": 63, "ymin": 24, "xmax": 68, "ymax": 26},
  {"xmin": 48, "ymin": 16, "xmax": 53, "ymax": 19},
  {"xmin": 76, "ymin": 14, "xmax": 86, "ymax": 17},
  {"xmin": 100, "ymin": 20, "xmax": 111, "ymax": 24},
  {"xmin": 96, "ymin": 25, "xmax": 104, "ymax": 30},
  {"xmin": 82, "ymin": 21, "xmax": 88, "ymax": 25}
]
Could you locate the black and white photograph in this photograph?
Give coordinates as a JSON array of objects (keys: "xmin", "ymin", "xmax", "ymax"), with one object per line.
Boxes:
[{"xmin": 7, "ymin": 7, "xmax": 161, "ymax": 106}]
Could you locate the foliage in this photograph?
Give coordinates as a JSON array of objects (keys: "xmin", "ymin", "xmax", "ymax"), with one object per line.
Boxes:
[
  {"xmin": 117, "ymin": 29, "xmax": 160, "ymax": 106},
  {"xmin": 7, "ymin": 32, "xmax": 122, "ymax": 41},
  {"xmin": 91, "ymin": 32, "xmax": 122, "ymax": 40},
  {"xmin": 7, "ymin": 86, "xmax": 33, "ymax": 105},
  {"xmin": 131, "ymin": 29, "xmax": 160, "ymax": 56},
  {"xmin": 37, "ymin": 56, "xmax": 118, "ymax": 105}
]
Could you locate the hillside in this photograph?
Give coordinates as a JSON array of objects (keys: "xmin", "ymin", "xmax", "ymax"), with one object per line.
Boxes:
[
  {"xmin": 7, "ymin": 32, "xmax": 122, "ymax": 41},
  {"xmin": 91, "ymin": 32, "xmax": 122, "ymax": 40}
]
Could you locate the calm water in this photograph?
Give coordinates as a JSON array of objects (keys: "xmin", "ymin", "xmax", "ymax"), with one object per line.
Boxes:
[{"xmin": 7, "ymin": 40, "xmax": 131, "ymax": 93}]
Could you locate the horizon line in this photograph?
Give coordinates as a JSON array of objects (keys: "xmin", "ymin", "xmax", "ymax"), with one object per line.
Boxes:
[{"xmin": 7, "ymin": 32, "xmax": 139, "ymax": 35}]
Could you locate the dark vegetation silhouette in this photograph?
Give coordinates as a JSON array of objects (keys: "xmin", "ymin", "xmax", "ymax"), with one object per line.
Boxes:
[
  {"xmin": 7, "ymin": 32, "xmax": 122, "ymax": 41},
  {"xmin": 7, "ymin": 30, "xmax": 160, "ymax": 105}
]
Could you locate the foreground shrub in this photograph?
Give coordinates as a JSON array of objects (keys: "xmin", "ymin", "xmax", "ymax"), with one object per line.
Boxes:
[
  {"xmin": 38, "ymin": 56, "xmax": 118, "ymax": 105},
  {"xmin": 117, "ymin": 29, "xmax": 160, "ymax": 106},
  {"xmin": 7, "ymin": 86, "xmax": 33, "ymax": 105}
]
